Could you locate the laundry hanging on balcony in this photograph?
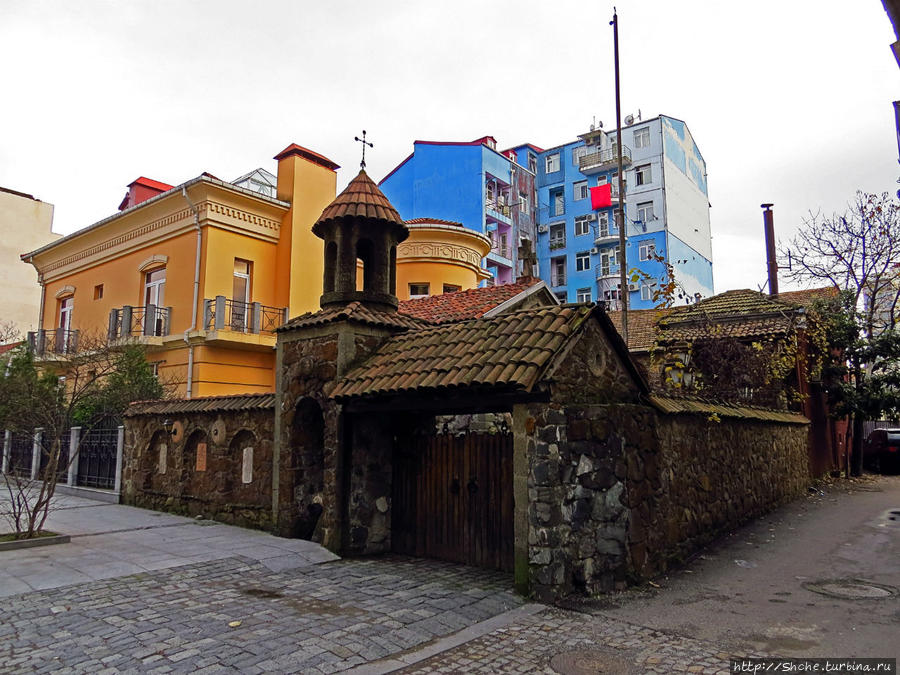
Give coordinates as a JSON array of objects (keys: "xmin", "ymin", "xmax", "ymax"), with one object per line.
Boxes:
[{"xmin": 590, "ymin": 184, "xmax": 612, "ymax": 210}]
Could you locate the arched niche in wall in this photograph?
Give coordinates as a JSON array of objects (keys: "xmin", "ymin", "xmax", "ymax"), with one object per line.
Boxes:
[
  {"xmin": 227, "ymin": 429, "xmax": 257, "ymax": 497},
  {"xmin": 181, "ymin": 428, "xmax": 208, "ymax": 499},
  {"xmin": 289, "ymin": 397, "xmax": 325, "ymax": 539},
  {"xmin": 143, "ymin": 429, "xmax": 170, "ymax": 492}
]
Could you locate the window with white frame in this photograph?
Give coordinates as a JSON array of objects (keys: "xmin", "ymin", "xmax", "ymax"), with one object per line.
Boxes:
[
  {"xmin": 639, "ymin": 242, "xmax": 656, "ymax": 261},
  {"xmin": 528, "ymin": 154, "xmax": 537, "ymax": 173},
  {"xmin": 574, "ymin": 214, "xmax": 592, "ymax": 236},
  {"xmin": 551, "ymin": 189, "xmax": 564, "ymax": 216},
  {"xmin": 633, "ymin": 127, "xmax": 651, "ymax": 149},
  {"xmin": 554, "ymin": 291, "xmax": 568, "ymax": 303},
  {"xmin": 575, "ymin": 252, "xmax": 590, "ymax": 272},
  {"xmin": 637, "ymin": 201, "xmax": 655, "ymax": 223},
  {"xmin": 549, "ymin": 222, "xmax": 566, "ymax": 248},
  {"xmin": 551, "ymin": 256, "xmax": 566, "ymax": 287},
  {"xmin": 641, "ymin": 284, "xmax": 653, "ymax": 301},
  {"xmin": 576, "ymin": 288, "xmax": 591, "ymax": 303},
  {"xmin": 572, "ymin": 146, "xmax": 588, "ymax": 165},
  {"xmin": 408, "ymin": 283, "xmax": 430, "ymax": 299},
  {"xmin": 519, "ymin": 192, "xmax": 528, "ymax": 213},
  {"xmin": 546, "ymin": 153, "xmax": 560, "ymax": 173},
  {"xmin": 597, "ymin": 212, "xmax": 611, "ymax": 237},
  {"xmin": 486, "ymin": 182, "xmax": 495, "ymax": 202},
  {"xmin": 635, "ymin": 164, "xmax": 652, "ymax": 186},
  {"xmin": 597, "ymin": 175, "xmax": 608, "ymax": 185},
  {"xmin": 573, "ymin": 180, "xmax": 588, "ymax": 201}
]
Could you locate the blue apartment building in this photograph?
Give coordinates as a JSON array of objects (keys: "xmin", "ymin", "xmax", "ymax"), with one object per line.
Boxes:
[
  {"xmin": 379, "ymin": 116, "xmax": 713, "ymax": 308},
  {"xmin": 517, "ymin": 115, "xmax": 714, "ymax": 309},
  {"xmin": 379, "ymin": 136, "xmax": 536, "ymax": 286}
]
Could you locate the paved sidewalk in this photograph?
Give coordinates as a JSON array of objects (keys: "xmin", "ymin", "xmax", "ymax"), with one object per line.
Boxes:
[{"xmin": 0, "ymin": 492, "xmax": 337, "ymax": 597}]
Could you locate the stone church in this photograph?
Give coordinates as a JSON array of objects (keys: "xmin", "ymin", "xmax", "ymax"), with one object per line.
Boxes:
[{"xmin": 124, "ymin": 170, "xmax": 810, "ymax": 601}]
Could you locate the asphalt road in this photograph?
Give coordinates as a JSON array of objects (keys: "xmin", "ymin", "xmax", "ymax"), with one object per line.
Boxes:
[{"xmin": 595, "ymin": 474, "xmax": 900, "ymax": 660}]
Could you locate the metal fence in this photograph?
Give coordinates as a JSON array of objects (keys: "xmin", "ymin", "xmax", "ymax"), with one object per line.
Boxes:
[
  {"xmin": 2, "ymin": 425, "xmax": 123, "ymax": 492},
  {"xmin": 38, "ymin": 428, "xmax": 70, "ymax": 482},
  {"xmin": 8, "ymin": 432, "xmax": 33, "ymax": 476},
  {"xmin": 76, "ymin": 426, "xmax": 120, "ymax": 489}
]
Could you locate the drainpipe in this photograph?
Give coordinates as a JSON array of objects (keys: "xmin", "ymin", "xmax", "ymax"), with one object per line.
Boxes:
[
  {"xmin": 36, "ymin": 272, "xmax": 46, "ymax": 331},
  {"xmin": 182, "ymin": 186, "xmax": 202, "ymax": 399}
]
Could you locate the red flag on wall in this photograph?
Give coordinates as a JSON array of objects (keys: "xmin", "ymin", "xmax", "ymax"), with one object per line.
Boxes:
[{"xmin": 590, "ymin": 183, "xmax": 612, "ymax": 210}]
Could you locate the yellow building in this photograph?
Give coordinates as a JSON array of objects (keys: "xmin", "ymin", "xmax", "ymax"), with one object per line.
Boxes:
[
  {"xmin": 21, "ymin": 144, "xmax": 339, "ymax": 397},
  {"xmin": 0, "ymin": 186, "xmax": 59, "ymax": 337},
  {"xmin": 395, "ymin": 218, "xmax": 492, "ymax": 299}
]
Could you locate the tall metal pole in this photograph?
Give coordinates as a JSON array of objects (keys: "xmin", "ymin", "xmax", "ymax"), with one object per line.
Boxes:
[{"xmin": 612, "ymin": 8, "xmax": 628, "ymax": 344}]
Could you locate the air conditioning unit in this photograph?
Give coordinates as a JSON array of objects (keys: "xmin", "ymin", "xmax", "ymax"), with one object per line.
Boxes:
[
  {"xmin": 590, "ymin": 247, "xmax": 599, "ymax": 255},
  {"xmin": 537, "ymin": 225, "xmax": 549, "ymax": 234},
  {"xmin": 628, "ymin": 282, "xmax": 640, "ymax": 292}
]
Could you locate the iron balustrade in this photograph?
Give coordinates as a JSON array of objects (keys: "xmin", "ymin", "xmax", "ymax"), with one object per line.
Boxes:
[
  {"xmin": 76, "ymin": 426, "xmax": 119, "ymax": 489},
  {"xmin": 204, "ymin": 297, "xmax": 288, "ymax": 335},
  {"xmin": 108, "ymin": 305, "xmax": 171, "ymax": 340},
  {"xmin": 26, "ymin": 329, "xmax": 79, "ymax": 356},
  {"xmin": 490, "ymin": 243, "xmax": 512, "ymax": 259}
]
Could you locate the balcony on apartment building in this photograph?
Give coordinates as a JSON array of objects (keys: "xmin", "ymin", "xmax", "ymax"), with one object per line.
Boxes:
[
  {"xmin": 202, "ymin": 296, "xmax": 288, "ymax": 349},
  {"xmin": 579, "ymin": 146, "xmax": 632, "ymax": 174},
  {"xmin": 485, "ymin": 199, "xmax": 512, "ymax": 224},
  {"xmin": 108, "ymin": 305, "xmax": 171, "ymax": 343},
  {"xmin": 26, "ymin": 328, "xmax": 79, "ymax": 358}
]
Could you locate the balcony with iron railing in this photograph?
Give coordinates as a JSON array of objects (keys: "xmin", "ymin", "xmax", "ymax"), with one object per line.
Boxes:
[
  {"xmin": 108, "ymin": 305, "xmax": 171, "ymax": 341},
  {"xmin": 579, "ymin": 145, "xmax": 632, "ymax": 174},
  {"xmin": 26, "ymin": 329, "xmax": 79, "ymax": 357},
  {"xmin": 203, "ymin": 297, "xmax": 288, "ymax": 345},
  {"xmin": 485, "ymin": 200, "xmax": 512, "ymax": 223},
  {"xmin": 489, "ymin": 242, "xmax": 513, "ymax": 261}
]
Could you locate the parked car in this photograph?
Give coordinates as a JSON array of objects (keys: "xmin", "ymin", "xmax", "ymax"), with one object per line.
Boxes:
[{"xmin": 863, "ymin": 428, "xmax": 900, "ymax": 473}]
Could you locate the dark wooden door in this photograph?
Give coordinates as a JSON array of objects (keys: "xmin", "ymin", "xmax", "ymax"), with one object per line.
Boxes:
[{"xmin": 392, "ymin": 432, "xmax": 514, "ymax": 572}]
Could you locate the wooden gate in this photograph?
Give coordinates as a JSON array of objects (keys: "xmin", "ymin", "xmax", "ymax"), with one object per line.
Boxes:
[{"xmin": 392, "ymin": 432, "xmax": 514, "ymax": 572}]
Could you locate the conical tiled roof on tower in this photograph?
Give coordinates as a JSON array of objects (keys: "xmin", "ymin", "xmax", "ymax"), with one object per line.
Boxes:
[{"xmin": 313, "ymin": 170, "xmax": 405, "ymax": 236}]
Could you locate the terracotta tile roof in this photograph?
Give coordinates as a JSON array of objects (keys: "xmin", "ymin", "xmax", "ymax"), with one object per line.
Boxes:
[
  {"xmin": 607, "ymin": 308, "xmax": 672, "ymax": 352},
  {"xmin": 280, "ymin": 301, "xmax": 428, "ymax": 332},
  {"xmin": 648, "ymin": 395, "xmax": 808, "ymax": 424},
  {"xmin": 398, "ymin": 280, "xmax": 543, "ymax": 324},
  {"xmin": 126, "ymin": 393, "xmax": 275, "ymax": 417},
  {"xmin": 273, "ymin": 143, "xmax": 340, "ymax": 171},
  {"xmin": 776, "ymin": 286, "xmax": 838, "ymax": 307},
  {"xmin": 332, "ymin": 304, "xmax": 595, "ymax": 401},
  {"xmin": 405, "ymin": 217, "xmax": 463, "ymax": 227},
  {"xmin": 313, "ymin": 170, "xmax": 405, "ymax": 232},
  {"xmin": 657, "ymin": 289, "xmax": 800, "ymax": 342},
  {"xmin": 0, "ymin": 342, "xmax": 22, "ymax": 357}
]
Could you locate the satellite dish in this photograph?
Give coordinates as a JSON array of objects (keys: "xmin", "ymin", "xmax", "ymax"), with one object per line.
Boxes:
[{"xmin": 624, "ymin": 114, "xmax": 634, "ymax": 126}]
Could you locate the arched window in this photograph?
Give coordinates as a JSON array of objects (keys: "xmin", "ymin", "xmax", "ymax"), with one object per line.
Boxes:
[
  {"xmin": 324, "ymin": 241, "xmax": 337, "ymax": 293},
  {"xmin": 356, "ymin": 238, "xmax": 374, "ymax": 293}
]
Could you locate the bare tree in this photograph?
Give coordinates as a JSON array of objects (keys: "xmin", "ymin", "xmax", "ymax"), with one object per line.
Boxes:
[
  {"xmin": 780, "ymin": 191, "xmax": 900, "ymax": 475},
  {"xmin": 781, "ymin": 191, "xmax": 900, "ymax": 335},
  {"xmin": 1, "ymin": 335, "xmax": 166, "ymax": 539}
]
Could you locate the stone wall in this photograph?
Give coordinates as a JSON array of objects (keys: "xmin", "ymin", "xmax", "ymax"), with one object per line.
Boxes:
[
  {"xmin": 630, "ymin": 411, "xmax": 810, "ymax": 578},
  {"xmin": 518, "ymin": 401, "xmax": 810, "ymax": 602},
  {"xmin": 122, "ymin": 407, "xmax": 275, "ymax": 531},
  {"xmin": 275, "ymin": 323, "xmax": 396, "ymax": 551}
]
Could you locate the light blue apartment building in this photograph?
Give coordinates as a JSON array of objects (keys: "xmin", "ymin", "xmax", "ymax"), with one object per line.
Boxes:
[{"xmin": 517, "ymin": 115, "xmax": 714, "ymax": 309}]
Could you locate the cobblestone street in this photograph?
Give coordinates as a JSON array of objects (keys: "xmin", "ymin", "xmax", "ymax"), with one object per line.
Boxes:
[{"xmin": 0, "ymin": 556, "xmax": 522, "ymax": 674}]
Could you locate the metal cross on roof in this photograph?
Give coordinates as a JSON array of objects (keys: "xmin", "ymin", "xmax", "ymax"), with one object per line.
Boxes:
[{"xmin": 354, "ymin": 130, "xmax": 373, "ymax": 170}]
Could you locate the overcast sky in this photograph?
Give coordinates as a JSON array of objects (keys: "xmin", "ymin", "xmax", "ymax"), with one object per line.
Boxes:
[{"xmin": 2, "ymin": 0, "xmax": 897, "ymax": 293}]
